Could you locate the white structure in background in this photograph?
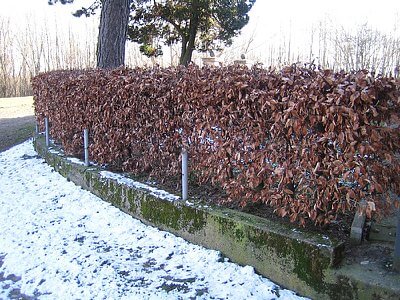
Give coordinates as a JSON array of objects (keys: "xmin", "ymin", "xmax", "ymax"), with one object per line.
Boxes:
[
  {"xmin": 202, "ymin": 52, "xmax": 254, "ymax": 67},
  {"xmin": 234, "ymin": 54, "xmax": 253, "ymax": 67},
  {"xmin": 202, "ymin": 56, "xmax": 222, "ymax": 66},
  {"xmin": 201, "ymin": 49, "xmax": 223, "ymax": 67}
]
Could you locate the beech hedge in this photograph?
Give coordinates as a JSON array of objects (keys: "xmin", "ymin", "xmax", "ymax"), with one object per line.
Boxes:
[{"xmin": 32, "ymin": 65, "xmax": 400, "ymax": 226}]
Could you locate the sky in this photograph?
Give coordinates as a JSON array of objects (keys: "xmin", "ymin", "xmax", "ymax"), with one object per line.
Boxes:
[
  {"xmin": 0, "ymin": 0, "xmax": 399, "ymax": 66},
  {"xmin": 250, "ymin": 0, "xmax": 400, "ymax": 34},
  {"xmin": 1, "ymin": 0, "xmax": 399, "ymax": 38},
  {"xmin": 0, "ymin": 140, "xmax": 308, "ymax": 299},
  {"xmin": 2, "ymin": 1, "xmax": 398, "ymax": 28},
  {"xmin": 233, "ymin": 0, "xmax": 400, "ymax": 59},
  {"xmin": 0, "ymin": 0, "xmax": 94, "ymax": 20},
  {"xmin": 0, "ymin": 0, "xmax": 97, "ymax": 33}
]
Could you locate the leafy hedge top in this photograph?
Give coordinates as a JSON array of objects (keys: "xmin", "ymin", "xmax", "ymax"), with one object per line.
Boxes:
[{"xmin": 32, "ymin": 65, "xmax": 400, "ymax": 226}]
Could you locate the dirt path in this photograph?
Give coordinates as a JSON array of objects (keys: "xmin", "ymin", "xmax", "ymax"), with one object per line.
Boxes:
[{"xmin": 0, "ymin": 96, "xmax": 35, "ymax": 152}]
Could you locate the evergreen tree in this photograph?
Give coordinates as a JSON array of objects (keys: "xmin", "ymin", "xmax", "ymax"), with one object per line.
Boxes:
[
  {"xmin": 51, "ymin": 0, "xmax": 256, "ymax": 66},
  {"xmin": 128, "ymin": 0, "xmax": 256, "ymax": 65}
]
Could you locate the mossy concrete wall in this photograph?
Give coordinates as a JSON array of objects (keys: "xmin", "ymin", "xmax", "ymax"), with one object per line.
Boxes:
[{"xmin": 34, "ymin": 136, "xmax": 399, "ymax": 299}]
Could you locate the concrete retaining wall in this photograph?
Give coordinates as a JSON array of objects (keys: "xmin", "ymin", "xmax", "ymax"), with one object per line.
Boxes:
[{"xmin": 34, "ymin": 136, "xmax": 399, "ymax": 299}]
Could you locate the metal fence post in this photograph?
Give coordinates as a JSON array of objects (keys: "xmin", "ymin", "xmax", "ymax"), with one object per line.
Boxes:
[
  {"xmin": 182, "ymin": 149, "xmax": 188, "ymax": 201},
  {"xmin": 84, "ymin": 129, "xmax": 89, "ymax": 167},
  {"xmin": 394, "ymin": 208, "xmax": 400, "ymax": 272},
  {"xmin": 45, "ymin": 117, "xmax": 49, "ymax": 147}
]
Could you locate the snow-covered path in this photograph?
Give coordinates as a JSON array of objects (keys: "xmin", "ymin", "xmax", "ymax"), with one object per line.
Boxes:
[{"xmin": 0, "ymin": 141, "xmax": 306, "ymax": 300}]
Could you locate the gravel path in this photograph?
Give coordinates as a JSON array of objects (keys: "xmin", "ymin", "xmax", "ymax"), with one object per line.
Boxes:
[{"xmin": 0, "ymin": 96, "xmax": 35, "ymax": 152}]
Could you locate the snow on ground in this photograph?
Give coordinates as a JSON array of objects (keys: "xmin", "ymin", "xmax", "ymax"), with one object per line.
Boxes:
[{"xmin": 0, "ymin": 140, "xmax": 308, "ymax": 300}]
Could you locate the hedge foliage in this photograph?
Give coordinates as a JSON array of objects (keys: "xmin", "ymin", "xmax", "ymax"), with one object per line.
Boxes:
[{"xmin": 32, "ymin": 65, "xmax": 400, "ymax": 226}]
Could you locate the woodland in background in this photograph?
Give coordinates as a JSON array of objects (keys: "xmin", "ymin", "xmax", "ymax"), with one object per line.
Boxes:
[{"xmin": 1, "ymin": 15, "xmax": 400, "ymax": 98}]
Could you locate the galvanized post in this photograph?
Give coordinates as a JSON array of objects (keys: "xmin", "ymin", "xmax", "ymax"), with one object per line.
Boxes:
[
  {"xmin": 45, "ymin": 117, "xmax": 49, "ymax": 147},
  {"xmin": 182, "ymin": 149, "xmax": 188, "ymax": 201},
  {"xmin": 394, "ymin": 208, "xmax": 400, "ymax": 272},
  {"xmin": 35, "ymin": 122, "xmax": 39, "ymax": 135},
  {"xmin": 84, "ymin": 129, "xmax": 89, "ymax": 167}
]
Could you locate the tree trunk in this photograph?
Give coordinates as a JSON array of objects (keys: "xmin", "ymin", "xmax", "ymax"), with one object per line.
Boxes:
[
  {"xmin": 179, "ymin": 1, "xmax": 200, "ymax": 66},
  {"xmin": 97, "ymin": 0, "xmax": 130, "ymax": 69},
  {"xmin": 180, "ymin": 36, "xmax": 188, "ymax": 65},
  {"xmin": 180, "ymin": 28, "xmax": 197, "ymax": 66}
]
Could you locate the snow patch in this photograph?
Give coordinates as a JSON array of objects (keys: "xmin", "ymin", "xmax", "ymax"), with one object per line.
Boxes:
[
  {"xmin": 100, "ymin": 171, "xmax": 180, "ymax": 202},
  {"xmin": 66, "ymin": 157, "xmax": 86, "ymax": 165},
  {"xmin": 0, "ymin": 140, "xmax": 308, "ymax": 299}
]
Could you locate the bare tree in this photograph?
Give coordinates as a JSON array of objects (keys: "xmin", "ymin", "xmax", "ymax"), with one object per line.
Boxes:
[
  {"xmin": 0, "ymin": 18, "xmax": 13, "ymax": 97},
  {"xmin": 0, "ymin": 13, "xmax": 99, "ymax": 97},
  {"xmin": 330, "ymin": 23, "xmax": 400, "ymax": 75}
]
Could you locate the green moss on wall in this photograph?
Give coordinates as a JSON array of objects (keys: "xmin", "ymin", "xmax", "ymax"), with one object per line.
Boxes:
[{"xmin": 140, "ymin": 197, "xmax": 206, "ymax": 234}]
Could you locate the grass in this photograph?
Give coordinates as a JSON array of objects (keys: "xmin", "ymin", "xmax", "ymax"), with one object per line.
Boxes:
[
  {"xmin": 0, "ymin": 96, "xmax": 35, "ymax": 152},
  {"xmin": 0, "ymin": 96, "xmax": 34, "ymax": 119}
]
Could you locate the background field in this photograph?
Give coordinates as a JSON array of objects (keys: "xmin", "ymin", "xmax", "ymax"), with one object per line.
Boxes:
[{"xmin": 0, "ymin": 96, "xmax": 34, "ymax": 152}]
